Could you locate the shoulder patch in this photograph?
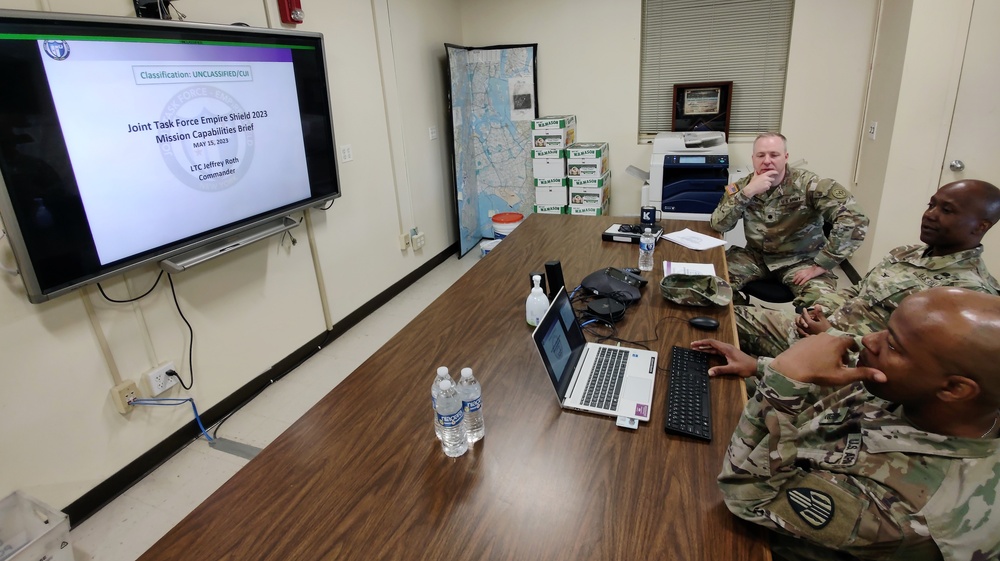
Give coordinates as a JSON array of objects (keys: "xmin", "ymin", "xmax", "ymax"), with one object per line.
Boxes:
[
  {"xmin": 787, "ymin": 488, "xmax": 835, "ymax": 529},
  {"xmin": 831, "ymin": 187, "xmax": 848, "ymax": 200},
  {"xmin": 725, "ymin": 183, "xmax": 739, "ymax": 195},
  {"xmin": 770, "ymin": 475, "xmax": 864, "ymax": 544}
]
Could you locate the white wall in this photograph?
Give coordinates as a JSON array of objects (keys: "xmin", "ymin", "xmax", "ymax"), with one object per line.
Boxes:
[
  {"xmin": 854, "ymin": 0, "xmax": 974, "ymax": 270},
  {"xmin": 380, "ymin": 0, "xmax": 463, "ymax": 253},
  {"xmin": 0, "ymin": 0, "xmax": 461, "ymax": 509},
  {"xmin": 287, "ymin": 0, "xmax": 461, "ymax": 320},
  {"xmin": 851, "ymin": 0, "xmax": 912, "ymax": 269},
  {"xmin": 780, "ymin": 1, "xmax": 878, "ymax": 183}
]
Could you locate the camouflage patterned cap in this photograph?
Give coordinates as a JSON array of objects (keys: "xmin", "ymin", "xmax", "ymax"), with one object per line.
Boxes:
[{"xmin": 659, "ymin": 274, "xmax": 733, "ymax": 307}]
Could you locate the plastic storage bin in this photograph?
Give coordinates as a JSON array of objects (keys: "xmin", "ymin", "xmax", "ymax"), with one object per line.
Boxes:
[
  {"xmin": 491, "ymin": 212, "xmax": 524, "ymax": 239},
  {"xmin": 0, "ymin": 492, "xmax": 74, "ymax": 561}
]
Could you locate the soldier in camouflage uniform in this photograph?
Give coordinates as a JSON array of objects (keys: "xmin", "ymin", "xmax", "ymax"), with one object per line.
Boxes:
[
  {"xmin": 697, "ymin": 287, "xmax": 1000, "ymax": 561},
  {"xmin": 738, "ymin": 179, "xmax": 1000, "ymax": 359},
  {"xmin": 711, "ymin": 133, "xmax": 869, "ymax": 308}
]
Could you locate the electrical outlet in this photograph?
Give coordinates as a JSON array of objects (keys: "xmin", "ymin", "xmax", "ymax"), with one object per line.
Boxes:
[
  {"xmin": 412, "ymin": 232, "xmax": 426, "ymax": 250},
  {"xmin": 111, "ymin": 381, "xmax": 140, "ymax": 414},
  {"xmin": 398, "ymin": 233, "xmax": 410, "ymax": 250},
  {"xmin": 340, "ymin": 144, "xmax": 353, "ymax": 162},
  {"xmin": 867, "ymin": 121, "xmax": 877, "ymax": 140},
  {"xmin": 144, "ymin": 362, "xmax": 179, "ymax": 396}
]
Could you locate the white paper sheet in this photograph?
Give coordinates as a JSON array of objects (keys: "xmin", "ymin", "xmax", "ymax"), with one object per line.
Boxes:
[
  {"xmin": 662, "ymin": 262, "xmax": 717, "ymax": 276},
  {"xmin": 661, "ymin": 228, "xmax": 726, "ymax": 250}
]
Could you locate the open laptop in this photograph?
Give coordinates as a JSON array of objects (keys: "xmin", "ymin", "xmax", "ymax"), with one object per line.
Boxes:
[{"xmin": 531, "ymin": 288, "xmax": 657, "ymax": 421}]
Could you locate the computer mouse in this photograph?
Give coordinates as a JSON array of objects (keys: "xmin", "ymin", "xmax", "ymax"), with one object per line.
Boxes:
[{"xmin": 688, "ymin": 316, "xmax": 720, "ymax": 331}]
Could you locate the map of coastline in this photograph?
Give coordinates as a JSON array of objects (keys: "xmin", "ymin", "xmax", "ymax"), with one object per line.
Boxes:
[{"xmin": 447, "ymin": 44, "xmax": 536, "ymax": 255}]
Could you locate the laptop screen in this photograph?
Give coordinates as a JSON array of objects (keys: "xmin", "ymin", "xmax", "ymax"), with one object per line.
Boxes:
[
  {"xmin": 540, "ymin": 321, "xmax": 572, "ymax": 383},
  {"xmin": 532, "ymin": 288, "xmax": 586, "ymax": 400}
]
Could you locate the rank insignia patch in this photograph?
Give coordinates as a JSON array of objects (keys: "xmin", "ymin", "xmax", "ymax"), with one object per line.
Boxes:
[{"xmin": 787, "ymin": 488, "xmax": 834, "ymax": 529}]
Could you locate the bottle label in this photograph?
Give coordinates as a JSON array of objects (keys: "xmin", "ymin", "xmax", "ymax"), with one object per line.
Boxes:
[
  {"xmin": 437, "ymin": 409, "xmax": 464, "ymax": 428},
  {"xmin": 463, "ymin": 396, "xmax": 482, "ymax": 413},
  {"xmin": 640, "ymin": 241, "xmax": 653, "ymax": 251}
]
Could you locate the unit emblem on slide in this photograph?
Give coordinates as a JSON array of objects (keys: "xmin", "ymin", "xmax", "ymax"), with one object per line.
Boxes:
[
  {"xmin": 158, "ymin": 85, "xmax": 255, "ymax": 192},
  {"xmin": 42, "ymin": 40, "xmax": 71, "ymax": 60}
]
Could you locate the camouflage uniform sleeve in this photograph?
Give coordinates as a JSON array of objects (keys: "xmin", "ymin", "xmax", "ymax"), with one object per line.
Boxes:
[
  {"xmin": 806, "ymin": 179, "xmax": 869, "ymax": 271},
  {"xmin": 755, "ymin": 356, "xmax": 773, "ymax": 377},
  {"xmin": 718, "ymin": 366, "xmax": 914, "ymax": 558},
  {"xmin": 812, "ymin": 283, "xmax": 858, "ymax": 311},
  {"xmin": 710, "ymin": 174, "xmax": 753, "ymax": 233},
  {"xmin": 946, "ymin": 276, "xmax": 1000, "ymax": 296},
  {"xmin": 742, "ymin": 356, "xmax": 776, "ymax": 395},
  {"xmin": 924, "ymin": 459, "xmax": 1000, "ymax": 560}
]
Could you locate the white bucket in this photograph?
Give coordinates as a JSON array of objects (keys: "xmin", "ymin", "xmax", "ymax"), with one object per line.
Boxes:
[
  {"xmin": 491, "ymin": 212, "xmax": 524, "ymax": 239},
  {"xmin": 479, "ymin": 239, "xmax": 501, "ymax": 257}
]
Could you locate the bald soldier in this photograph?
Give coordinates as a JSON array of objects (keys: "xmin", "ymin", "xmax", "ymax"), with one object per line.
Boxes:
[
  {"xmin": 738, "ymin": 179, "xmax": 1000, "ymax": 359},
  {"xmin": 694, "ymin": 287, "xmax": 1000, "ymax": 560},
  {"xmin": 711, "ymin": 133, "xmax": 869, "ymax": 308}
]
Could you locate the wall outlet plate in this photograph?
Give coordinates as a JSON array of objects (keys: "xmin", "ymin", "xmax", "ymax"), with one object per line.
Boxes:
[
  {"xmin": 111, "ymin": 381, "xmax": 140, "ymax": 414},
  {"xmin": 339, "ymin": 144, "xmax": 353, "ymax": 162},
  {"xmin": 144, "ymin": 362, "xmax": 179, "ymax": 396}
]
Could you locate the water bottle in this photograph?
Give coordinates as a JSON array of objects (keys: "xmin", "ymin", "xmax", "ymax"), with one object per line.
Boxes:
[
  {"xmin": 638, "ymin": 227, "xmax": 655, "ymax": 272},
  {"xmin": 431, "ymin": 366, "xmax": 453, "ymax": 440},
  {"xmin": 526, "ymin": 274, "xmax": 549, "ymax": 327},
  {"xmin": 436, "ymin": 379, "xmax": 468, "ymax": 457},
  {"xmin": 457, "ymin": 367, "xmax": 485, "ymax": 444}
]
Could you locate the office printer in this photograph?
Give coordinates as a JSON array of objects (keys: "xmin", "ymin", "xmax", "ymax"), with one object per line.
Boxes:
[{"xmin": 645, "ymin": 131, "xmax": 730, "ymax": 221}]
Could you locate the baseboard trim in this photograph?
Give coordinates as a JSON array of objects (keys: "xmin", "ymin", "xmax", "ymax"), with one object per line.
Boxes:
[{"xmin": 64, "ymin": 242, "xmax": 459, "ymax": 528}]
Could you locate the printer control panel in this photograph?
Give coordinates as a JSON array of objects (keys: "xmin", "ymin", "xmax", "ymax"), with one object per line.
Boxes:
[{"xmin": 662, "ymin": 155, "xmax": 728, "ymax": 166}]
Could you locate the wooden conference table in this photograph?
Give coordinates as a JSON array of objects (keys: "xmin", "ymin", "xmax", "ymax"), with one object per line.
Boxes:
[{"xmin": 139, "ymin": 214, "xmax": 770, "ymax": 561}]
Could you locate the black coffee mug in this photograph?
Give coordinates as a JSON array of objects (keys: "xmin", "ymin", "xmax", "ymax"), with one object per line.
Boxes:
[{"xmin": 640, "ymin": 206, "xmax": 660, "ymax": 226}]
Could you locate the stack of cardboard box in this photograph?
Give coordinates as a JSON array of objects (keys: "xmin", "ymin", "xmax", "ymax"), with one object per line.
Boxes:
[
  {"xmin": 566, "ymin": 141, "xmax": 610, "ymax": 215},
  {"xmin": 530, "ymin": 115, "xmax": 575, "ymax": 214}
]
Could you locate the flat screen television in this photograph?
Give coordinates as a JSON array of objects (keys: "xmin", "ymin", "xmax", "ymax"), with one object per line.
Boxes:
[{"xmin": 0, "ymin": 9, "xmax": 341, "ymax": 303}]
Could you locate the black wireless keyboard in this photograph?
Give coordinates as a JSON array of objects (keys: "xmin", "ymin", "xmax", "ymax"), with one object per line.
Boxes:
[{"xmin": 664, "ymin": 346, "xmax": 712, "ymax": 441}]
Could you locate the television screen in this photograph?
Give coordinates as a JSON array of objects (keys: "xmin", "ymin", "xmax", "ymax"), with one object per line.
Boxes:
[{"xmin": 0, "ymin": 10, "xmax": 341, "ymax": 303}]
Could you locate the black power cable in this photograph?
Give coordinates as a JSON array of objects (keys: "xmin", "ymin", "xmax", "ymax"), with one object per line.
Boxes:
[
  {"xmin": 166, "ymin": 273, "xmax": 195, "ymax": 390},
  {"xmin": 97, "ymin": 271, "xmax": 164, "ymax": 303}
]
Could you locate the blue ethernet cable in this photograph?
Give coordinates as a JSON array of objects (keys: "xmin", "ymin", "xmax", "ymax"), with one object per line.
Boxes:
[{"xmin": 130, "ymin": 397, "xmax": 214, "ymax": 441}]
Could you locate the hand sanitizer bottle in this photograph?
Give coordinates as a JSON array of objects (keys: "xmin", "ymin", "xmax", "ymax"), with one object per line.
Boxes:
[{"xmin": 526, "ymin": 274, "xmax": 548, "ymax": 327}]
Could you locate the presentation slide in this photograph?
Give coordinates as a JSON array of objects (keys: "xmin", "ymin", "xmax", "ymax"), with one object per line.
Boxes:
[
  {"xmin": 38, "ymin": 39, "xmax": 311, "ymax": 264},
  {"xmin": 542, "ymin": 323, "xmax": 571, "ymax": 383}
]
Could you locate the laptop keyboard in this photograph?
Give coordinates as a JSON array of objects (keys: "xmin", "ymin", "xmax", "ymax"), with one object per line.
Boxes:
[
  {"xmin": 581, "ymin": 347, "xmax": 629, "ymax": 410},
  {"xmin": 664, "ymin": 346, "xmax": 712, "ymax": 441}
]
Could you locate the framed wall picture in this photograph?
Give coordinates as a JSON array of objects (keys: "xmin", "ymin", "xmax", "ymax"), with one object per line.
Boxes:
[{"xmin": 671, "ymin": 81, "xmax": 733, "ymax": 139}]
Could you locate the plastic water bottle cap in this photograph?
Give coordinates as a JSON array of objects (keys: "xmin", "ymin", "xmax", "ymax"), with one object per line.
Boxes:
[
  {"xmin": 644, "ymin": 228, "xmax": 652, "ymax": 233},
  {"xmin": 437, "ymin": 366, "xmax": 449, "ymax": 376},
  {"xmin": 438, "ymin": 379, "xmax": 452, "ymax": 390},
  {"xmin": 461, "ymin": 367, "xmax": 473, "ymax": 378}
]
